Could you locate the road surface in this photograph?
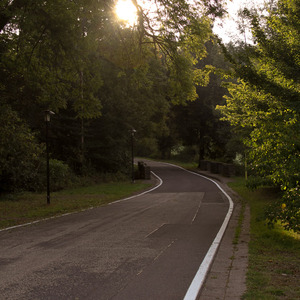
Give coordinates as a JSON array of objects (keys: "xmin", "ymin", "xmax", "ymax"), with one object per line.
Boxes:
[{"xmin": 0, "ymin": 160, "xmax": 231, "ymax": 300}]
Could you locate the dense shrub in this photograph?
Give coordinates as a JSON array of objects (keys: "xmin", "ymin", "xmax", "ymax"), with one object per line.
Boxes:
[
  {"xmin": 266, "ymin": 187, "xmax": 300, "ymax": 233},
  {"xmin": 246, "ymin": 176, "xmax": 275, "ymax": 191},
  {"xmin": 48, "ymin": 159, "xmax": 73, "ymax": 191},
  {"xmin": 0, "ymin": 106, "xmax": 44, "ymax": 192}
]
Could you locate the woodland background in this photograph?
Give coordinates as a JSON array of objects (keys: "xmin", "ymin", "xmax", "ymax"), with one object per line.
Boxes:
[{"xmin": 0, "ymin": 0, "xmax": 299, "ymax": 231}]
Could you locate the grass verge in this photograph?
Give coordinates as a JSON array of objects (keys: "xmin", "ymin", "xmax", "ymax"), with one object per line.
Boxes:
[
  {"xmin": 0, "ymin": 181, "xmax": 152, "ymax": 229},
  {"xmin": 228, "ymin": 178, "xmax": 300, "ymax": 300},
  {"xmin": 141, "ymin": 157, "xmax": 198, "ymax": 170}
]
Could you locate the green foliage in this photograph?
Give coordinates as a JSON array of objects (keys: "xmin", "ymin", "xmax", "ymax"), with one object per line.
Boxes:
[
  {"xmin": 0, "ymin": 0, "xmax": 104, "ymax": 117},
  {"xmin": 218, "ymin": 0, "xmax": 300, "ymax": 231},
  {"xmin": 0, "ymin": 181, "xmax": 152, "ymax": 229},
  {"xmin": 0, "ymin": 0, "xmax": 224, "ymax": 191},
  {"xmin": 168, "ymin": 54, "xmax": 198, "ymax": 103},
  {"xmin": 169, "ymin": 40, "xmax": 233, "ymax": 163},
  {"xmin": 245, "ymin": 176, "xmax": 274, "ymax": 191},
  {"xmin": 48, "ymin": 159, "xmax": 73, "ymax": 192},
  {"xmin": 229, "ymin": 178, "xmax": 300, "ymax": 299},
  {"xmin": 0, "ymin": 105, "xmax": 44, "ymax": 192},
  {"xmin": 218, "ymin": 80, "xmax": 300, "ymax": 187},
  {"xmin": 26, "ymin": 159, "xmax": 74, "ymax": 192},
  {"xmin": 0, "ymin": 106, "xmax": 73, "ymax": 192},
  {"xmin": 266, "ymin": 187, "xmax": 300, "ymax": 233},
  {"xmin": 171, "ymin": 145, "xmax": 198, "ymax": 162}
]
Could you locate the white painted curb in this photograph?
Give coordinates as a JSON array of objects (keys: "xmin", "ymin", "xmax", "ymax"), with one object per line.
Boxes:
[
  {"xmin": 157, "ymin": 162, "xmax": 234, "ymax": 300},
  {"xmin": 0, "ymin": 161, "xmax": 233, "ymax": 300},
  {"xmin": 0, "ymin": 172, "xmax": 163, "ymax": 233},
  {"xmin": 109, "ymin": 171, "xmax": 163, "ymax": 204}
]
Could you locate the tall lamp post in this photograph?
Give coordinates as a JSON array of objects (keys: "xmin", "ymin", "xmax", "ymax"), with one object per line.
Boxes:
[
  {"xmin": 130, "ymin": 128, "xmax": 136, "ymax": 183},
  {"xmin": 44, "ymin": 110, "xmax": 55, "ymax": 205}
]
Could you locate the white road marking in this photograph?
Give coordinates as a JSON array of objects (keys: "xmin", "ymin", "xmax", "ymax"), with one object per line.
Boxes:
[
  {"xmin": 0, "ymin": 171, "xmax": 163, "ymax": 233},
  {"xmin": 109, "ymin": 171, "xmax": 163, "ymax": 205},
  {"xmin": 153, "ymin": 162, "xmax": 234, "ymax": 300},
  {"xmin": 0, "ymin": 160, "xmax": 233, "ymax": 300},
  {"xmin": 145, "ymin": 222, "xmax": 166, "ymax": 238},
  {"xmin": 191, "ymin": 197, "xmax": 202, "ymax": 224},
  {"xmin": 0, "ymin": 211, "xmax": 80, "ymax": 232},
  {"xmin": 154, "ymin": 240, "xmax": 176, "ymax": 261}
]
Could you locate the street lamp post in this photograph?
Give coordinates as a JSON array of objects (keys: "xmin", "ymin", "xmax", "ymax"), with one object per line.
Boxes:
[
  {"xmin": 130, "ymin": 128, "xmax": 136, "ymax": 183},
  {"xmin": 44, "ymin": 110, "xmax": 55, "ymax": 205}
]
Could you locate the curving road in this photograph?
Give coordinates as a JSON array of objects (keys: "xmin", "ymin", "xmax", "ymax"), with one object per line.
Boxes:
[{"xmin": 0, "ymin": 160, "xmax": 231, "ymax": 300}]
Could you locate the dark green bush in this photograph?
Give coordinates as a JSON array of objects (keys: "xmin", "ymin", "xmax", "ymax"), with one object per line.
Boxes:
[
  {"xmin": 49, "ymin": 159, "xmax": 73, "ymax": 191},
  {"xmin": 246, "ymin": 176, "xmax": 274, "ymax": 191},
  {"xmin": 0, "ymin": 105, "xmax": 44, "ymax": 192},
  {"xmin": 265, "ymin": 187, "xmax": 300, "ymax": 233}
]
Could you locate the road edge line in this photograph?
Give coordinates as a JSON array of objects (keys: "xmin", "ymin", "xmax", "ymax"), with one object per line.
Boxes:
[
  {"xmin": 0, "ymin": 172, "xmax": 163, "ymax": 233},
  {"xmin": 158, "ymin": 162, "xmax": 234, "ymax": 300},
  {"xmin": 109, "ymin": 171, "xmax": 163, "ymax": 204}
]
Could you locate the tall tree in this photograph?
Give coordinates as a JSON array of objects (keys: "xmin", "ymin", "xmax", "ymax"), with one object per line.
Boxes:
[
  {"xmin": 217, "ymin": 0, "xmax": 300, "ymax": 232},
  {"xmin": 169, "ymin": 40, "xmax": 232, "ymax": 164},
  {"xmin": 0, "ymin": 0, "xmax": 227, "ymax": 189}
]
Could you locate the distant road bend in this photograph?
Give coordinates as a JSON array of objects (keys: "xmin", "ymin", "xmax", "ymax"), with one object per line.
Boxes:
[{"xmin": 0, "ymin": 160, "xmax": 233, "ymax": 300}]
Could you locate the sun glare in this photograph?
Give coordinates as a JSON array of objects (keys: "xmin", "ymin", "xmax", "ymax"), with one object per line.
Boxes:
[{"xmin": 115, "ymin": 0, "xmax": 137, "ymax": 26}]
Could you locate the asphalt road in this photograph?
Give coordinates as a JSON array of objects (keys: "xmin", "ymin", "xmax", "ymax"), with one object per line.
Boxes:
[{"xmin": 0, "ymin": 160, "xmax": 230, "ymax": 300}]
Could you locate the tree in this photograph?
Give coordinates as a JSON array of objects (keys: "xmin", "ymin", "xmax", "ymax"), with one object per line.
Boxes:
[
  {"xmin": 0, "ymin": 105, "xmax": 44, "ymax": 192},
  {"xmin": 217, "ymin": 0, "xmax": 300, "ymax": 232},
  {"xmin": 169, "ymin": 40, "xmax": 233, "ymax": 164},
  {"xmin": 65, "ymin": 0, "xmax": 216, "ymax": 168},
  {"xmin": 0, "ymin": 0, "xmax": 227, "ymax": 189}
]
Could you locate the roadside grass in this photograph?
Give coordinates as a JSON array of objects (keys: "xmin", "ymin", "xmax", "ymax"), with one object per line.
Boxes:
[
  {"xmin": 0, "ymin": 181, "xmax": 152, "ymax": 229},
  {"xmin": 228, "ymin": 178, "xmax": 300, "ymax": 300},
  {"xmin": 162, "ymin": 160, "xmax": 198, "ymax": 170},
  {"xmin": 140, "ymin": 157, "xmax": 198, "ymax": 170}
]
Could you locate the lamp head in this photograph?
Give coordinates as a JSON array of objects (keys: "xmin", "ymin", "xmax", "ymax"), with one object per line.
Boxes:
[
  {"xmin": 131, "ymin": 128, "xmax": 136, "ymax": 136},
  {"xmin": 44, "ymin": 110, "xmax": 55, "ymax": 122}
]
